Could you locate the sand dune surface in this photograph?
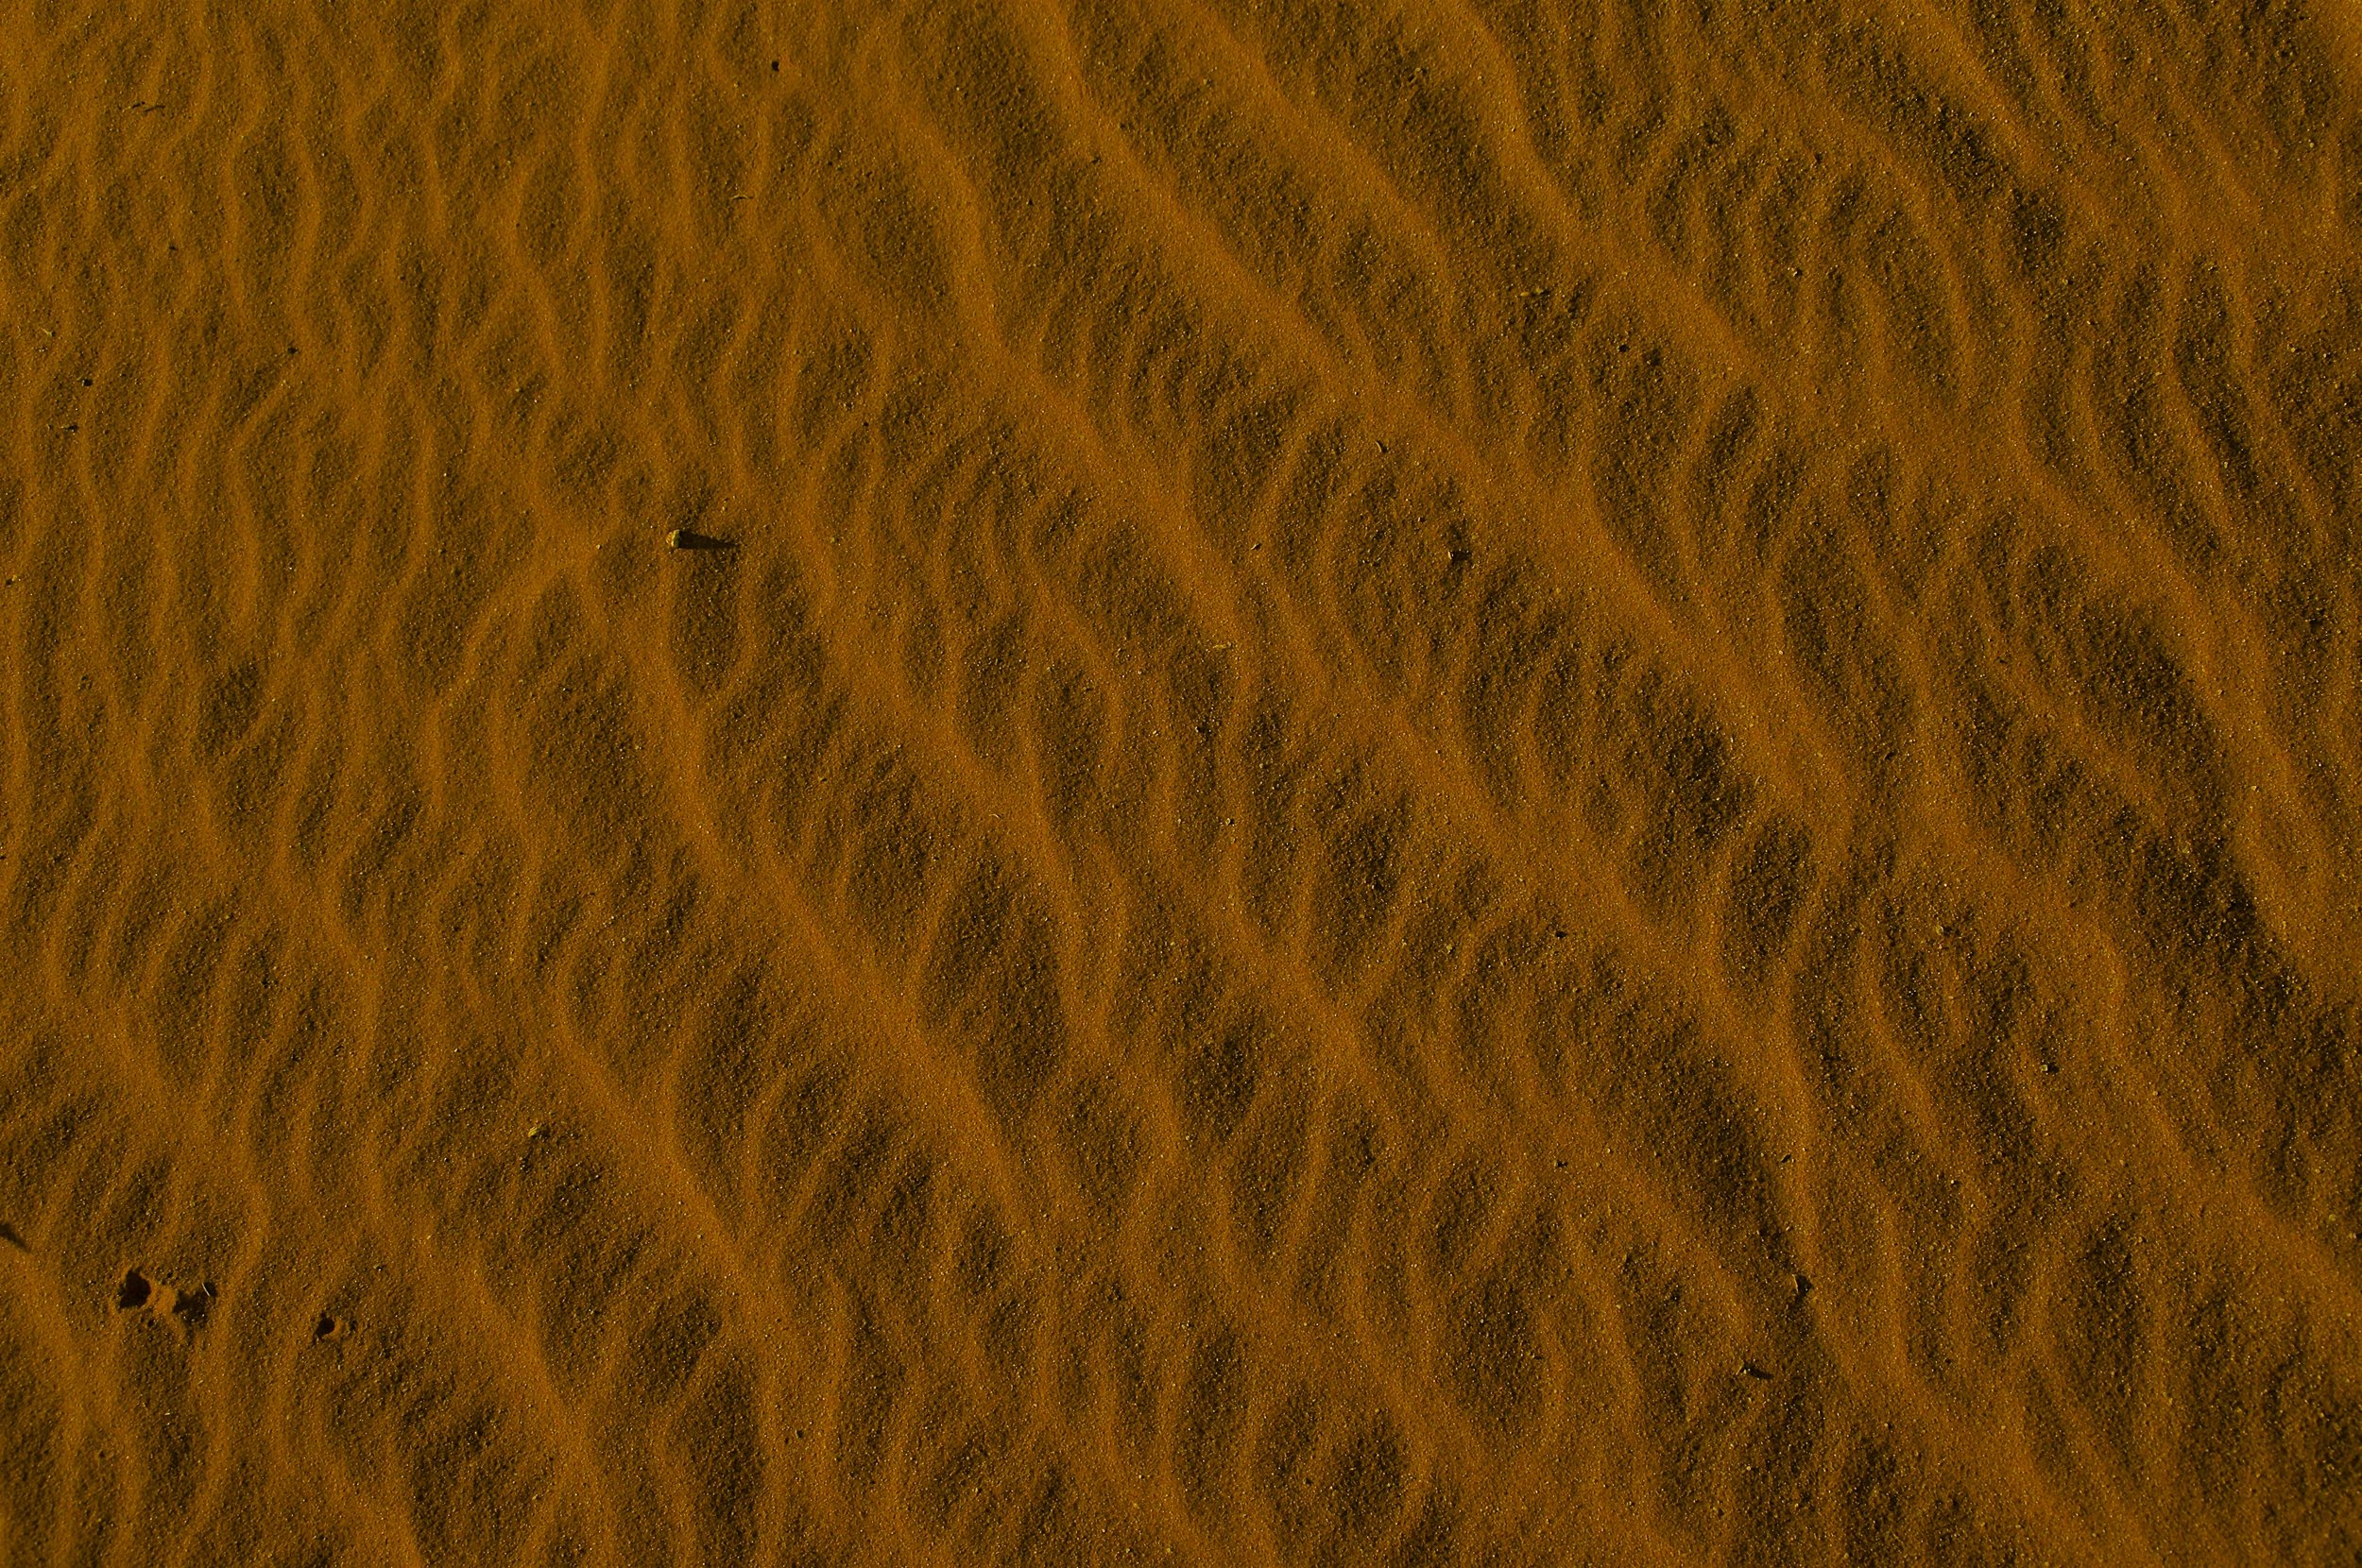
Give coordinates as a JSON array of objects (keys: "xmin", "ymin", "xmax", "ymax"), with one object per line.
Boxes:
[{"xmin": 3, "ymin": 0, "xmax": 2361, "ymax": 1561}]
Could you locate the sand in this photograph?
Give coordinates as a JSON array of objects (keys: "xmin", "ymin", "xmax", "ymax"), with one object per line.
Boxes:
[{"xmin": 1, "ymin": 0, "xmax": 2358, "ymax": 1561}]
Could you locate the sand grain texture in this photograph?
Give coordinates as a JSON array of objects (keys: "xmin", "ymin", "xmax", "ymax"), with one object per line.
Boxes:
[{"xmin": 2, "ymin": 0, "xmax": 2360, "ymax": 1562}]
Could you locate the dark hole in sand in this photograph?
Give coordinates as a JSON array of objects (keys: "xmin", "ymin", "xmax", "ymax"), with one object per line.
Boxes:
[
  {"xmin": 172, "ymin": 1282, "xmax": 216, "ymax": 1329},
  {"xmin": 116, "ymin": 1269, "xmax": 152, "ymax": 1310}
]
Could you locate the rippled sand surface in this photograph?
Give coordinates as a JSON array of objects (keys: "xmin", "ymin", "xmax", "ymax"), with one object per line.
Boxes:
[{"xmin": 3, "ymin": 0, "xmax": 2360, "ymax": 1561}]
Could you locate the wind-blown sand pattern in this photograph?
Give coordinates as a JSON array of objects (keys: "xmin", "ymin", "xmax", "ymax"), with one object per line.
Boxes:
[{"xmin": 3, "ymin": 0, "xmax": 2359, "ymax": 1561}]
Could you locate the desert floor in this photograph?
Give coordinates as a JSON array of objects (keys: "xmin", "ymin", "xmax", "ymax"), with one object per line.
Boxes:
[{"xmin": 3, "ymin": 0, "xmax": 2361, "ymax": 1562}]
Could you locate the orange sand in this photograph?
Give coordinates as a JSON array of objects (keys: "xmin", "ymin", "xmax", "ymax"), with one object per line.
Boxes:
[{"xmin": 2, "ymin": 0, "xmax": 2360, "ymax": 1561}]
